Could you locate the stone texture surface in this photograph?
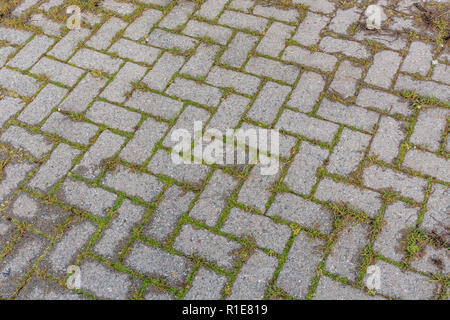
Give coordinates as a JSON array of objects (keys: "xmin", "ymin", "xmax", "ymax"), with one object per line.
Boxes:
[{"xmin": 0, "ymin": 0, "xmax": 447, "ymax": 301}]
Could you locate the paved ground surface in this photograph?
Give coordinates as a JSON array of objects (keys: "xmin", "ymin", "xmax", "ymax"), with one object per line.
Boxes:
[{"xmin": 0, "ymin": 0, "xmax": 448, "ymax": 300}]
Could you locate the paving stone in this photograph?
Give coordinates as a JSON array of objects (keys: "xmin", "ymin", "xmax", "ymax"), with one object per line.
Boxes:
[
  {"xmin": 0, "ymin": 96, "xmax": 24, "ymax": 127},
  {"xmin": 219, "ymin": 10, "xmax": 268, "ymax": 33},
  {"xmin": 139, "ymin": 0, "xmax": 171, "ymax": 7},
  {"xmin": 42, "ymin": 112, "xmax": 99, "ymax": 145},
  {"xmin": 58, "ymin": 177, "xmax": 117, "ymax": 217},
  {"xmin": 120, "ymin": 118, "xmax": 168, "ymax": 164},
  {"xmin": 329, "ymin": 7, "xmax": 362, "ymax": 34},
  {"xmin": 148, "ymin": 149, "xmax": 210, "ymax": 185},
  {"xmin": 354, "ymin": 30, "xmax": 407, "ymax": 51},
  {"xmin": 431, "ymin": 63, "xmax": 450, "ymax": 84},
  {"xmin": 86, "ymin": 101, "xmax": 141, "ymax": 132},
  {"xmin": 166, "ymin": 78, "xmax": 222, "ymax": 106},
  {"xmin": 247, "ymin": 81, "xmax": 291, "ymax": 124},
  {"xmin": 125, "ymin": 241, "xmax": 192, "ymax": 287},
  {"xmin": 370, "ymin": 116, "xmax": 406, "ymax": 163},
  {"xmin": 330, "ymin": 60, "xmax": 363, "ymax": 98},
  {"xmin": 282, "ymin": 46, "xmax": 337, "ymax": 72},
  {"xmin": 220, "ymin": 32, "xmax": 258, "ymax": 68},
  {"xmin": 0, "ymin": 125, "xmax": 53, "ymax": 158},
  {"xmin": 184, "ymin": 20, "xmax": 233, "ymax": 45},
  {"xmin": 318, "ymin": 99, "xmax": 379, "ymax": 132},
  {"xmin": 59, "ymin": 73, "xmax": 107, "ymax": 113},
  {"xmin": 326, "ymin": 222, "xmax": 370, "ymax": 281},
  {"xmin": 173, "ymin": 224, "xmax": 241, "ymax": 271},
  {"xmin": 237, "ymin": 163, "xmax": 280, "ymax": 212},
  {"xmin": 222, "ymin": 208, "xmax": 290, "ymax": 253},
  {"xmin": 395, "ymin": 74, "xmax": 450, "ymax": 102},
  {"xmin": 401, "ymin": 41, "xmax": 434, "ymax": 76},
  {"xmin": 229, "ymin": 0, "xmax": 254, "ymax": 11},
  {"xmin": 206, "ymin": 94, "xmax": 250, "ymax": 131},
  {"xmin": 39, "ymin": 0, "xmax": 64, "ymax": 11},
  {"xmin": 228, "ymin": 249, "xmax": 277, "ymax": 300},
  {"xmin": 102, "ymin": 165, "xmax": 163, "ymax": 202},
  {"xmin": 292, "ymin": 0, "xmax": 335, "ymax": 14},
  {"xmin": 314, "ymin": 276, "xmax": 383, "ymax": 300},
  {"xmin": 315, "ymin": 177, "xmax": 382, "ymax": 218},
  {"xmin": 17, "ymin": 277, "xmax": 85, "ymax": 300},
  {"xmin": 0, "ymin": 68, "xmax": 40, "ymax": 96},
  {"xmin": 145, "ymin": 185, "xmax": 195, "ymax": 242},
  {"xmin": 374, "ymin": 201, "xmax": 418, "ymax": 262},
  {"xmin": 185, "ymin": 268, "xmax": 227, "ymax": 300},
  {"xmin": 363, "ymin": 165, "xmax": 427, "ymax": 202},
  {"xmin": 0, "ymin": 220, "xmax": 17, "ymax": 253},
  {"xmin": 364, "ymin": 260, "xmax": 438, "ymax": 299},
  {"xmin": 146, "ymin": 29, "xmax": 196, "ymax": 51},
  {"xmin": 180, "ymin": 43, "xmax": 220, "ymax": 77},
  {"xmin": 287, "ymin": 71, "xmax": 325, "ymax": 112},
  {"xmin": 70, "ymin": 48, "xmax": 122, "ymax": 74},
  {"xmin": 277, "ymin": 232, "xmax": 325, "ymax": 299},
  {"xmin": 101, "ymin": 0, "xmax": 137, "ymax": 15},
  {"xmin": 17, "ymin": 84, "xmax": 67, "ymax": 125},
  {"xmin": 144, "ymin": 286, "xmax": 175, "ymax": 300},
  {"xmin": 327, "ymin": 128, "xmax": 370, "ymax": 177},
  {"xmin": 319, "ymin": 36, "xmax": 370, "ymax": 59},
  {"xmin": 285, "ymin": 141, "xmax": 329, "ymax": 195},
  {"xmin": 12, "ymin": 0, "xmax": 39, "ymax": 16},
  {"xmin": 126, "ymin": 90, "xmax": 183, "ymax": 119},
  {"xmin": 257, "ymin": 22, "xmax": 294, "ymax": 57},
  {"xmin": 109, "ymin": 38, "xmax": 161, "ymax": 65},
  {"xmin": 0, "ymin": 46, "xmax": 15, "ymax": 66},
  {"xmin": 30, "ymin": 57, "xmax": 84, "ymax": 87},
  {"xmin": 198, "ymin": 0, "xmax": 228, "ymax": 20},
  {"xmin": 28, "ymin": 143, "xmax": 80, "ymax": 193},
  {"xmin": 206, "ymin": 67, "xmax": 261, "ymax": 96},
  {"xmin": 93, "ymin": 199, "xmax": 145, "ymax": 260},
  {"xmin": 163, "ymin": 105, "xmax": 210, "ymax": 148},
  {"xmin": 245, "ymin": 56, "xmax": 299, "ymax": 84},
  {"xmin": 0, "ymin": 27, "xmax": 31, "ymax": 45},
  {"xmin": 8, "ymin": 35, "xmax": 53, "ymax": 69},
  {"xmin": 267, "ymin": 192, "xmax": 334, "ymax": 235},
  {"xmin": 100, "ymin": 62, "xmax": 147, "ymax": 103},
  {"xmin": 253, "ymin": 4, "xmax": 299, "ymax": 22},
  {"xmin": 29, "ymin": 14, "xmax": 63, "ymax": 36},
  {"xmin": 160, "ymin": 1, "xmax": 195, "ymax": 29},
  {"xmin": 410, "ymin": 243, "xmax": 450, "ymax": 275},
  {"xmin": 73, "ymin": 130, "xmax": 126, "ymax": 179},
  {"xmin": 124, "ymin": 9, "xmax": 162, "ymax": 40},
  {"xmin": 292, "ymin": 12, "xmax": 328, "ymax": 46},
  {"xmin": 356, "ymin": 88, "xmax": 412, "ymax": 117},
  {"xmin": 190, "ymin": 170, "xmax": 238, "ymax": 227},
  {"xmin": 43, "ymin": 220, "xmax": 97, "ymax": 278},
  {"xmin": 420, "ymin": 183, "xmax": 449, "ymax": 243},
  {"xmin": 48, "ymin": 29, "xmax": 90, "ymax": 61},
  {"xmin": 0, "ymin": 232, "xmax": 49, "ymax": 298},
  {"xmin": 410, "ymin": 107, "xmax": 449, "ymax": 152},
  {"xmin": 5, "ymin": 192, "xmax": 71, "ymax": 236},
  {"xmin": 0, "ymin": 161, "xmax": 35, "ymax": 202},
  {"xmin": 142, "ymin": 52, "xmax": 185, "ymax": 91},
  {"xmin": 365, "ymin": 50, "xmax": 402, "ymax": 89}
]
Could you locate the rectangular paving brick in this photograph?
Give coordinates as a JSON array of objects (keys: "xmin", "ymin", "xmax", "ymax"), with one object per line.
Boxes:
[
  {"xmin": 0, "ymin": 27, "xmax": 32, "ymax": 45},
  {"xmin": 370, "ymin": 116, "xmax": 406, "ymax": 163},
  {"xmin": 73, "ymin": 130, "xmax": 126, "ymax": 180},
  {"xmin": 70, "ymin": 48, "xmax": 122, "ymax": 74},
  {"xmin": 183, "ymin": 20, "xmax": 233, "ymax": 45},
  {"xmin": 282, "ymin": 46, "xmax": 337, "ymax": 72},
  {"xmin": 48, "ymin": 28, "xmax": 91, "ymax": 61},
  {"xmin": 125, "ymin": 241, "xmax": 193, "ymax": 287},
  {"xmin": 330, "ymin": 60, "xmax": 363, "ymax": 99},
  {"xmin": 365, "ymin": 50, "xmax": 402, "ymax": 89},
  {"xmin": 0, "ymin": 68, "xmax": 40, "ymax": 96},
  {"xmin": 288, "ymin": 71, "xmax": 325, "ymax": 112},
  {"xmin": 126, "ymin": 90, "xmax": 183, "ymax": 119},
  {"xmin": 166, "ymin": 78, "xmax": 222, "ymax": 106},
  {"xmin": 293, "ymin": 0, "xmax": 335, "ymax": 14},
  {"xmin": 0, "ymin": 97, "xmax": 25, "ymax": 127},
  {"xmin": 173, "ymin": 224, "xmax": 241, "ymax": 271},
  {"xmin": 410, "ymin": 107, "xmax": 449, "ymax": 152},
  {"xmin": 206, "ymin": 94, "xmax": 250, "ymax": 131},
  {"xmin": 327, "ymin": 128, "xmax": 371, "ymax": 177},
  {"xmin": 253, "ymin": 4, "xmax": 299, "ymax": 22},
  {"xmin": 206, "ymin": 67, "xmax": 261, "ymax": 96},
  {"xmin": 8, "ymin": 35, "xmax": 53, "ymax": 69},
  {"xmin": 401, "ymin": 41, "xmax": 433, "ymax": 76},
  {"xmin": 198, "ymin": 0, "xmax": 228, "ymax": 20},
  {"xmin": 245, "ymin": 56, "xmax": 299, "ymax": 84},
  {"xmin": 227, "ymin": 250, "xmax": 278, "ymax": 300},
  {"xmin": 30, "ymin": 57, "xmax": 84, "ymax": 87},
  {"xmin": 292, "ymin": 12, "xmax": 328, "ymax": 46},
  {"xmin": 58, "ymin": 177, "xmax": 117, "ymax": 217},
  {"xmin": 247, "ymin": 81, "xmax": 291, "ymax": 124},
  {"xmin": 421, "ymin": 183, "xmax": 449, "ymax": 243},
  {"xmin": 257, "ymin": 22, "xmax": 294, "ymax": 57},
  {"xmin": 142, "ymin": 52, "xmax": 185, "ymax": 91},
  {"xmin": 220, "ymin": 32, "xmax": 258, "ymax": 68},
  {"xmin": 28, "ymin": 143, "xmax": 81, "ymax": 193},
  {"xmin": 315, "ymin": 177, "xmax": 382, "ymax": 218},
  {"xmin": 185, "ymin": 268, "xmax": 227, "ymax": 300},
  {"xmin": 276, "ymin": 232, "xmax": 325, "ymax": 299},
  {"xmin": 145, "ymin": 185, "xmax": 195, "ymax": 242},
  {"xmin": 285, "ymin": 141, "xmax": 329, "ymax": 195},
  {"xmin": 356, "ymin": 88, "xmax": 412, "ymax": 117},
  {"xmin": 180, "ymin": 43, "xmax": 220, "ymax": 78},
  {"xmin": 403, "ymin": 149, "xmax": 449, "ymax": 182},
  {"xmin": 86, "ymin": 17, "xmax": 127, "ymax": 50},
  {"xmin": 394, "ymin": 74, "xmax": 450, "ymax": 102},
  {"xmin": 160, "ymin": 1, "xmax": 195, "ymax": 29},
  {"xmin": 109, "ymin": 38, "xmax": 160, "ymax": 65},
  {"xmin": 100, "ymin": 62, "xmax": 147, "ymax": 103},
  {"xmin": 17, "ymin": 84, "xmax": 67, "ymax": 125},
  {"xmin": 314, "ymin": 276, "xmax": 383, "ymax": 300},
  {"xmin": 124, "ymin": 9, "xmax": 162, "ymax": 40},
  {"xmin": 0, "ymin": 161, "xmax": 35, "ymax": 202},
  {"xmin": 319, "ymin": 36, "xmax": 370, "ymax": 59},
  {"xmin": 86, "ymin": 101, "xmax": 141, "ymax": 132},
  {"xmin": 146, "ymin": 29, "xmax": 196, "ymax": 51},
  {"xmin": 219, "ymin": 11, "xmax": 268, "ymax": 33},
  {"xmin": 93, "ymin": 199, "xmax": 145, "ymax": 260},
  {"xmin": 190, "ymin": 170, "xmax": 239, "ymax": 227},
  {"xmin": 102, "ymin": 165, "xmax": 163, "ymax": 202},
  {"xmin": 1, "ymin": 125, "xmax": 53, "ymax": 158}
]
